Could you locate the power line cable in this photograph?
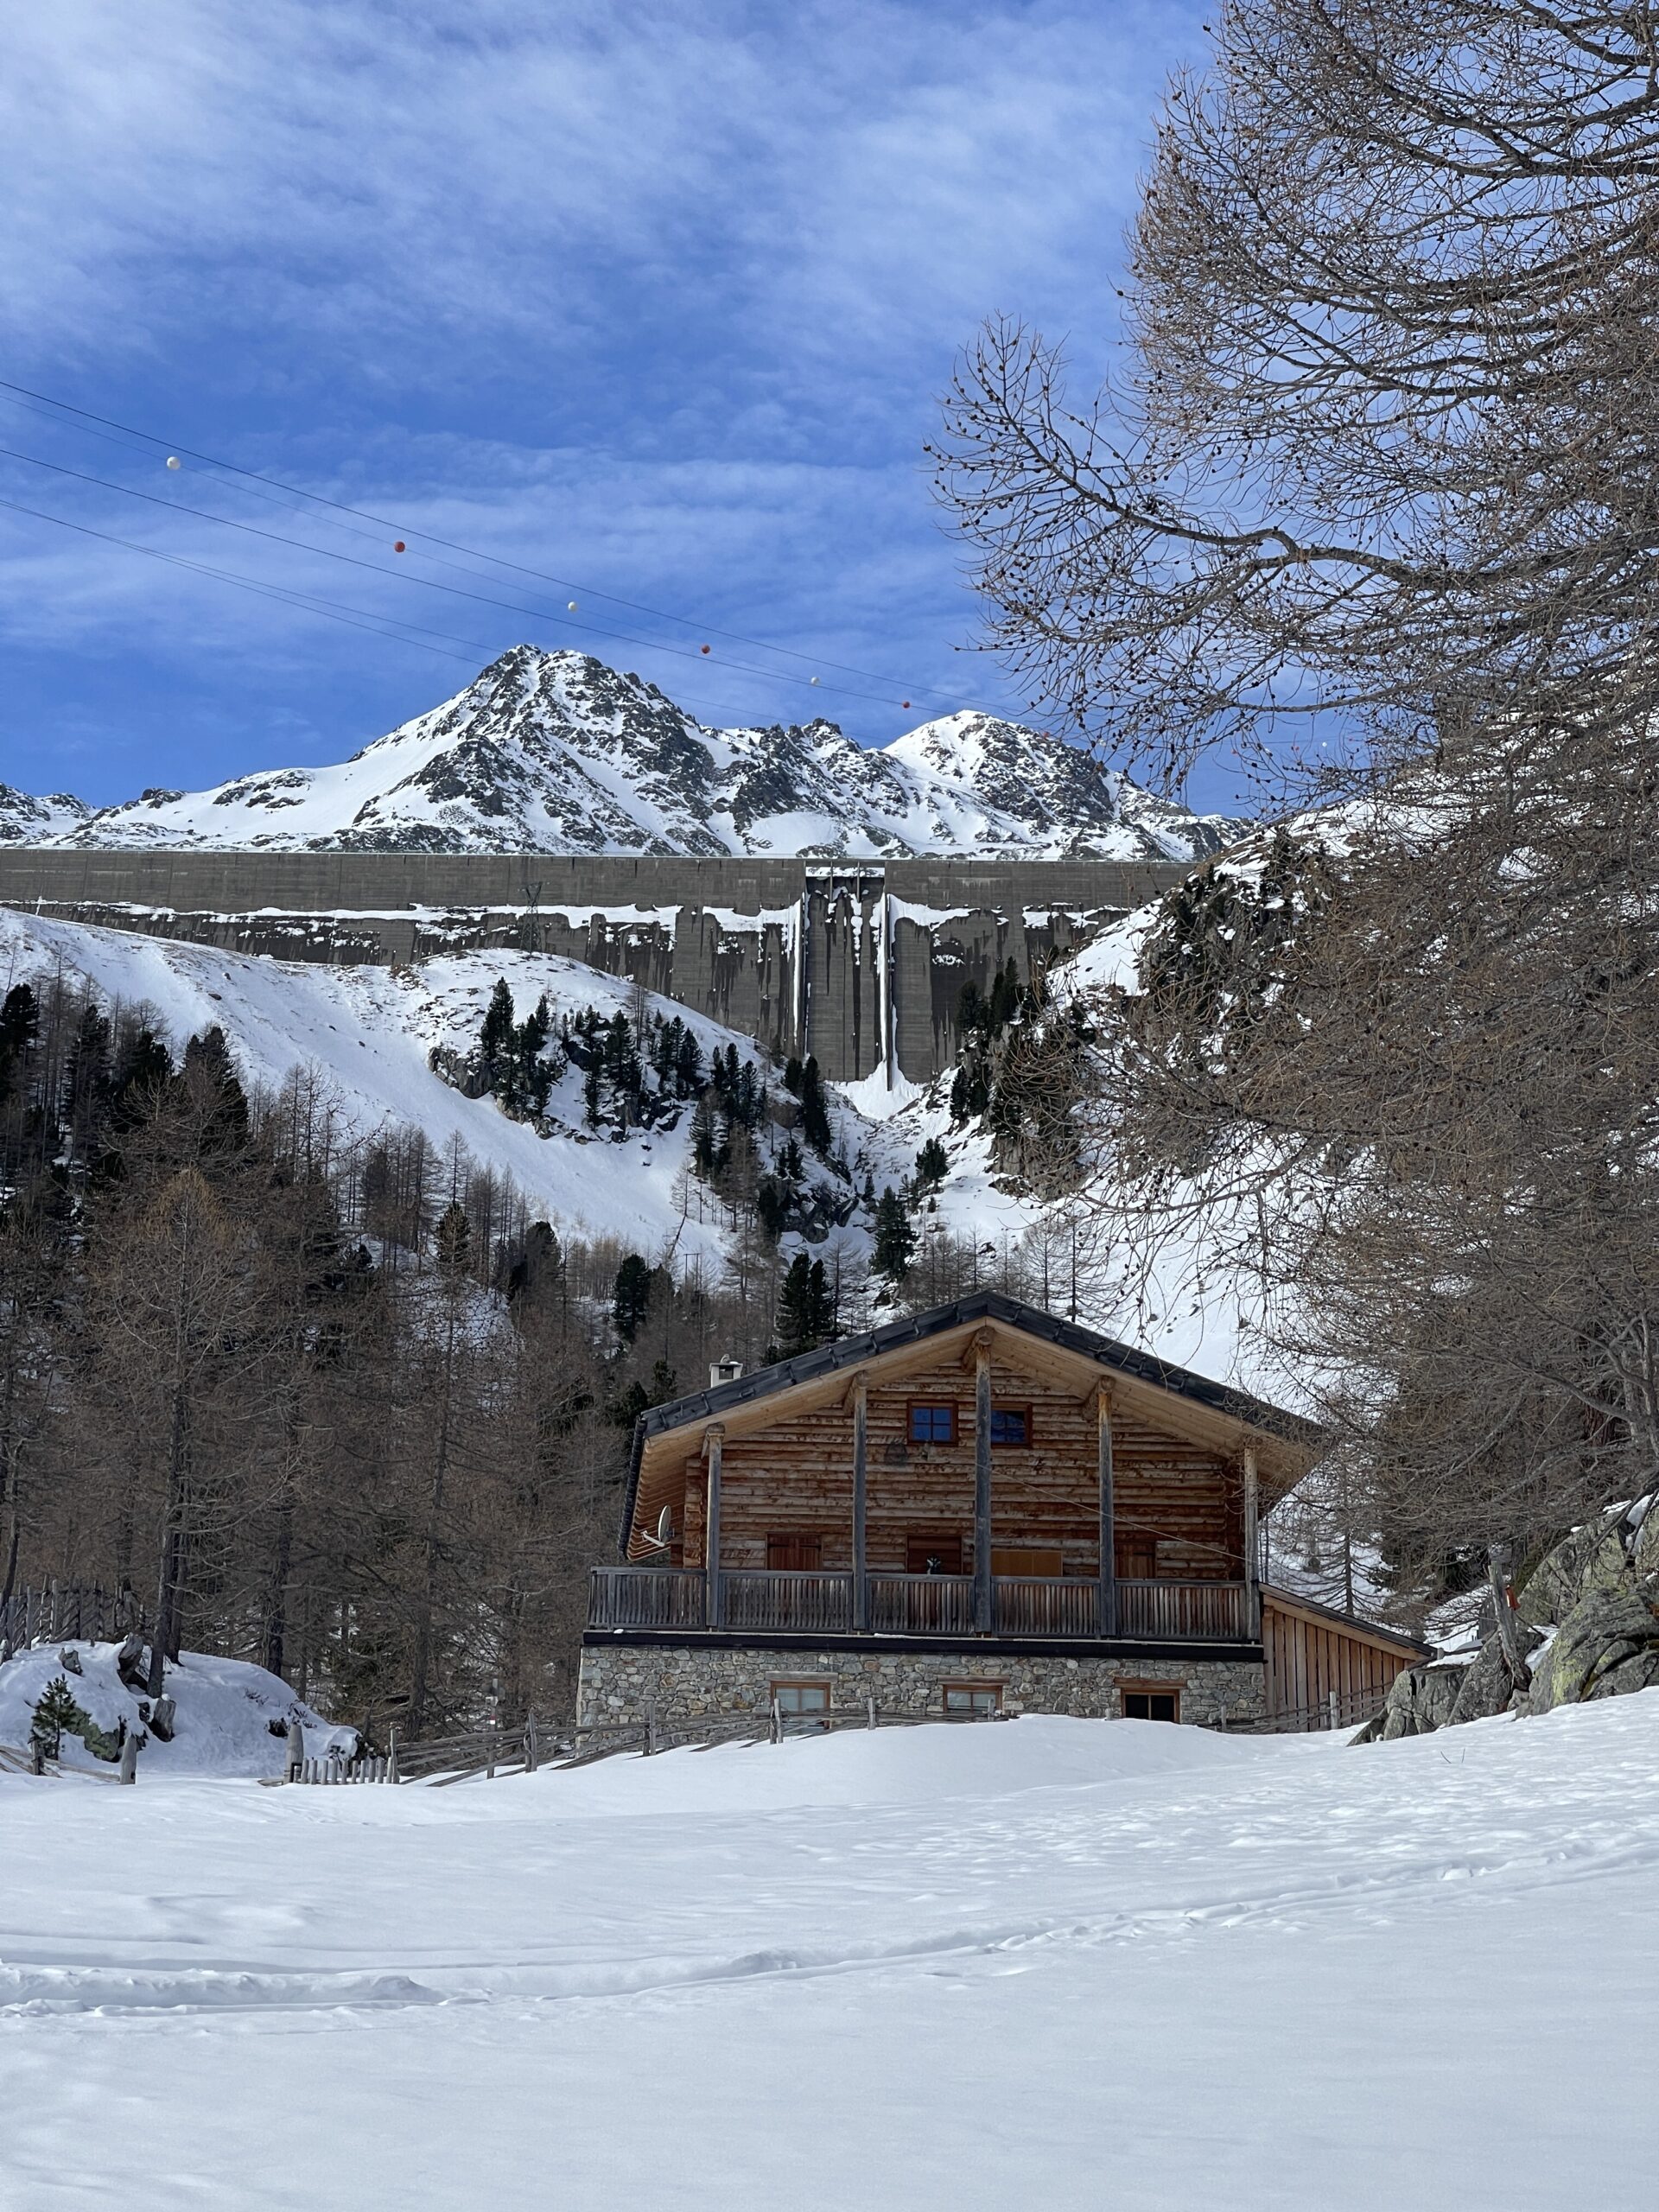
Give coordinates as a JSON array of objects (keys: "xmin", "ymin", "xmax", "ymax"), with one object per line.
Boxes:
[
  {"xmin": 0, "ymin": 495, "xmax": 882, "ymax": 735},
  {"xmin": 0, "ymin": 495, "xmax": 485, "ymax": 664},
  {"xmin": 0, "ymin": 377, "xmax": 996, "ymax": 711},
  {"xmin": 0, "ymin": 442, "xmax": 921, "ymax": 710}
]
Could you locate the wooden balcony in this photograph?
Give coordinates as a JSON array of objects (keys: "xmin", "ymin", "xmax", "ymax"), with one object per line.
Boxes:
[{"xmin": 588, "ymin": 1567, "xmax": 1254, "ymax": 1643}]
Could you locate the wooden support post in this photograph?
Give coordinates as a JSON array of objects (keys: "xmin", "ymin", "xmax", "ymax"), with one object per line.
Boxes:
[
  {"xmin": 1243, "ymin": 1445, "xmax": 1262, "ymax": 1638},
  {"xmin": 705, "ymin": 1424, "xmax": 725, "ymax": 1630},
  {"xmin": 974, "ymin": 1332, "xmax": 994, "ymax": 1633},
  {"xmin": 852, "ymin": 1374, "xmax": 869, "ymax": 1632},
  {"xmin": 1096, "ymin": 1383, "xmax": 1117, "ymax": 1637}
]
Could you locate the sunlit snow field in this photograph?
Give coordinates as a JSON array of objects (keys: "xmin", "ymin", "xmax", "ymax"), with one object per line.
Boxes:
[{"xmin": 3, "ymin": 1697, "xmax": 1656, "ymax": 2209}]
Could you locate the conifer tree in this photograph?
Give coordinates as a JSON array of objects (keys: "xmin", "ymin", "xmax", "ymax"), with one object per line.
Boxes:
[
  {"xmin": 799, "ymin": 1055, "xmax": 831, "ymax": 1154},
  {"xmin": 480, "ymin": 978, "xmax": 515, "ymax": 1078},
  {"xmin": 872, "ymin": 1188, "xmax": 916, "ymax": 1284},
  {"xmin": 774, "ymin": 1255, "xmax": 836, "ymax": 1356},
  {"xmin": 29, "ymin": 1674, "xmax": 91, "ymax": 1762},
  {"xmin": 613, "ymin": 1254, "xmax": 655, "ymax": 1344}
]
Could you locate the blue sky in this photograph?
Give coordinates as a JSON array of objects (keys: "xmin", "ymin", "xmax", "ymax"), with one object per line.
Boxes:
[{"xmin": 0, "ymin": 1, "xmax": 1224, "ymax": 811}]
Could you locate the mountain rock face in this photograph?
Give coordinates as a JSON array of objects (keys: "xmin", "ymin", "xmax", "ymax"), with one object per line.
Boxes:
[
  {"xmin": 0, "ymin": 785, "xmax": 91, "ymax": 846},
  {"xmin": 18, "ymin": 647, "xmax": 1245, "ymax": 860}
]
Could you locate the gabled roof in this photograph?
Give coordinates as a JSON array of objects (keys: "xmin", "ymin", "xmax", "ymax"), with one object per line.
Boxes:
[{"xmin": 621, "ymin": 1289, "xmax": 1322, "ymax": 1559}]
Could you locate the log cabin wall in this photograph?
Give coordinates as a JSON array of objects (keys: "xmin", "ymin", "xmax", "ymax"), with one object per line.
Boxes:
[{"xmin": 676, "ymin": 1347, "xmax": 1243, "ymax": 1580}]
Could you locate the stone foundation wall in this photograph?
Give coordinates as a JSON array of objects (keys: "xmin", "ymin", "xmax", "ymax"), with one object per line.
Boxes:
[{"xmin": 577, "ymin": 1642, "xmax": 1266, "ymax": 1728}]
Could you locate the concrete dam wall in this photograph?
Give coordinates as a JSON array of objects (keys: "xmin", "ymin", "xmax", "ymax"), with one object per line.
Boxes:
[{"xmin": 0, "ymin": 852, "xmax": 1186, "ymax": 1083}]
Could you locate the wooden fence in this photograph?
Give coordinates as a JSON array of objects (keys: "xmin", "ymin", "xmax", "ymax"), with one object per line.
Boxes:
[
  {"xmin": 0, "ymin": 1583, "xmax": 145, "ymax": 1653},
  {"xmin": 1220, "ymin": 1684, "xmax": 1389, "ymax": 1734}
]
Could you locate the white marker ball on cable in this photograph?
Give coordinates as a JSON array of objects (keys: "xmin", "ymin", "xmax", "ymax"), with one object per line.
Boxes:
[
  {"xmin": 810, "ymin": 676, "xmax": 819, "ymax": 685},
  {"xmin": 567, "ymin": 601, "xmax": 578, "ymax": 612},
  {"xmin": 166, "ymin": 456, "xmax": 181, "ymax": 470}
]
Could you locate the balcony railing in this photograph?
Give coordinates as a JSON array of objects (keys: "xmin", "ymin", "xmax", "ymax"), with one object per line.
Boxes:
[
  {"xmin": 721, "ymin": 1569, "xmax": 855, "ymax": 1635},
  {"xmin": 588, "ymin": 1567, "xmax": 1254, "ymax": 1643},
  {"xmin": 870, "ymin": 1573, "xmax": 977, "ymax": 1637},
  {"xmin": 1116, "ymin": 1578, "xmax": 1251, "ymax": 1640}
]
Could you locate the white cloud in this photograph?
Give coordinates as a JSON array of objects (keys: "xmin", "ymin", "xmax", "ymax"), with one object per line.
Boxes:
[{"xmin": 0, "ymin": 1, "xmax": 1221, "ymax": 802}]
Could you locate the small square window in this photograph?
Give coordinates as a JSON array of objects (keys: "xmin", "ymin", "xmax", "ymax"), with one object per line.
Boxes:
[
  {"xmin": 943, "ymin": 1682, "xmax": 1003, "ymax": 1715},
  {"xmin": 988, "ymin": 1406, "xmax": 1030, "ymax": 1446},
  {"xmin": 909, "ymin": 1402, "xmax": 956, "ymax": 1444},
  {"xmin": 771, "ymin": 1681, "xmax": 831, "ymax": 1715},
  {"xmin": 1122, "ymin": 1688, "xmax": 1180, "ymax": 1724}
]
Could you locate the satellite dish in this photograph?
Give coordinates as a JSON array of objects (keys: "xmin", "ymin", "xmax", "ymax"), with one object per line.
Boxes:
[{"xmin": 656, "ymin": 1505, "xmax": 674, "ymax": 1545}]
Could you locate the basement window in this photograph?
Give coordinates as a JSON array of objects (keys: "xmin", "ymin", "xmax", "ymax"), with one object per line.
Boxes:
[
  {"xmin": 943, "ymin": 1681, "xmax": 1003, "ymax": 1715},
  {"xmin": 771, "ymin": 1680, "xmax": 831, "ymax": 1713},
  {"xmin": 1121, "ymin": 1686, "xmax": 1181, "ymax": 1724}
]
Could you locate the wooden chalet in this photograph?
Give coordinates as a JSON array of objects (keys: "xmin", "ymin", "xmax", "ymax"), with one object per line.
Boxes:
[{"xmin": 578, "ymin": 1293, "xmax": 1425, "ymax": 1731}]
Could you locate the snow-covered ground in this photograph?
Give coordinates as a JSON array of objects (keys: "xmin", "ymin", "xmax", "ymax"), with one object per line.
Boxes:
[{"xmin": 3, "ymin": 1696, "xmax": 1656, "ymax": 2207}]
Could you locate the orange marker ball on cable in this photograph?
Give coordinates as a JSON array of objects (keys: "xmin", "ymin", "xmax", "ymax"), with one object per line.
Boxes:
[
  {"xmin": 701, "ymin": 644, "xmax": 710, "ymax": 654},
  {"xmin": 393, "ymin": 541, "xmax": 406, "ymax": 552}
]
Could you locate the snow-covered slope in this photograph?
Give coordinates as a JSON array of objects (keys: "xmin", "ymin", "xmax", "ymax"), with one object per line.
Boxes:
[
  {"xmin": 0, "ymin": 1641, "xmax": 353, "ymax": 1777},
  {"xmin": 16, "ymin": 647, "xmax": 1243, "ymax": 860},
  {"xmin": 0, "ymin": 906, "xmax": 922, "ymax": 1266},
  {"xmin": 4, "ymin": 1698, "xmax": 1656, "ymax": 2207},
  {"xmin": 0, "ymin": 902, "xmax": 1294, "ymax": 1396}
]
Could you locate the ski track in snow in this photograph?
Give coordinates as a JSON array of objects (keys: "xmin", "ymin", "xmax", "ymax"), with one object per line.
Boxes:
[{"xmin": 2, "ymin": 1700, "xmax": 1656, "ymax": 2207}]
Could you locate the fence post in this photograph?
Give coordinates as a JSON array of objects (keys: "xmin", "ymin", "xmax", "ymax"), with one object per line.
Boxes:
[
  {"xmin": 769, "ymin": 1694, "xmax": 781, "ymax": 1746},
  {"xmin": 645, "ymin": 1694, "xmax": 658, "ymax": 1757},
  {"xmin": 867, "ymin": 1693, "xmax": 877, "ymax": 1731},
  {"xmin": 387, "ymin": 1726, "xmax": 400, "ymax": 1784},
  {"xmin": 525, "ymin": 1712, "xmax": 539, "ymax": 1774},
  {"xmin": 285, "ymin": 1718, "xmax": 305, "ymax": 1784},
  {"xmin": 1328, "ymin": 1688, "xmax": 1339, "ymax": 1733},
  {"xmin": 118, "ymin": 1731, "xmax": 139, "ymax": 1784}
]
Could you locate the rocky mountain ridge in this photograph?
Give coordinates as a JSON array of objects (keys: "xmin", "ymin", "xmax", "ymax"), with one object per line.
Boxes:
[{"xmin": 3, "ymin": 646, "xmax": 1244, "ymax": 861}]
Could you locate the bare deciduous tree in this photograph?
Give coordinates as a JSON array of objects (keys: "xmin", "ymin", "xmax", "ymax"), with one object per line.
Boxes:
[{"xmin": 936, "ymin": 1, "xmax": 1659, "ymax": 794}]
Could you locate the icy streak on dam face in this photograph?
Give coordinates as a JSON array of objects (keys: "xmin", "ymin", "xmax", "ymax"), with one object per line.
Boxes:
[{"xmin": 0, "ymin": 852, "xmax": 1187, "ymax": 1083}]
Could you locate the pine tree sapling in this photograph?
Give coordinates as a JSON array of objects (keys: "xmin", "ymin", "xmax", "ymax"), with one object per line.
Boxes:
[{"xmin": 29, "ymin": 1673, "xmax": 94, "ymax": 1763}]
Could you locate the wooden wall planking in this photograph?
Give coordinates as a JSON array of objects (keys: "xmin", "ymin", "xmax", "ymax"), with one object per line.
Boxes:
[
  {"xmin": 1262, "ymin": 1593, "xmax": 1417, "ymax": 1719},
  {"xmin": 674, "ymin": 1348, "xmax": 1243, "ymax": 1579}
]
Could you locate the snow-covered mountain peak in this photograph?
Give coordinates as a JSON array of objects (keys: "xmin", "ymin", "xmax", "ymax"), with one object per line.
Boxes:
[{"xmin": 10, "ymin": 646, "xmax": 1249, "ymax": 861}]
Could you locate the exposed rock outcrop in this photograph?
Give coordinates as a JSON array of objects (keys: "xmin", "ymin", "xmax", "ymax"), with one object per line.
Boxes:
[
  {"xmin": 1526, "ymin": 1582, "xmax": 1659, "ymax": 1713},
  {"xmin": 1356, "ymin": 1496, "xmax": 1657, "ymax": 1745}
]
